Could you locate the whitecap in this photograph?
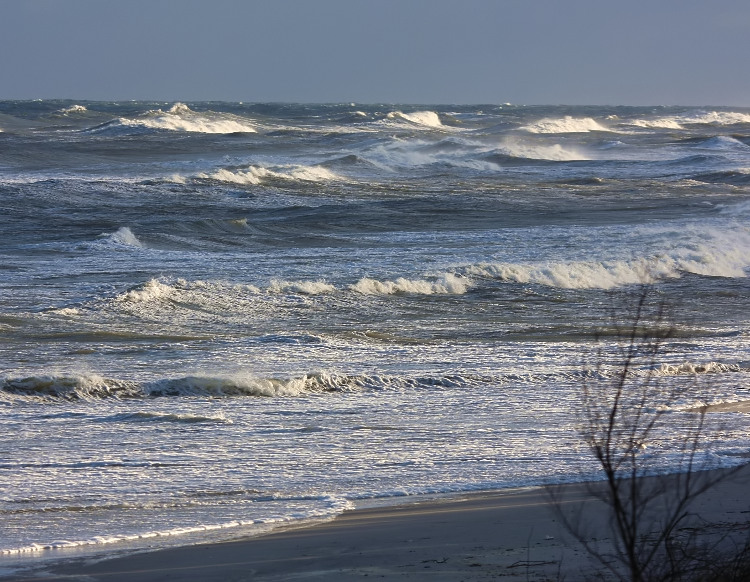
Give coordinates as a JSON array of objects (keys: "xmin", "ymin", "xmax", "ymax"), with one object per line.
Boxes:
[
  {"xmin": 682, "ymin": 111, "xmax": 750, "ymax": 126},
  {"xmin": 267, "ymin": 279, "xmax": 336, "ymax": 295},
  {"xmin": 495, "ymin": 139, "xmax": 588, "ymax": 161},
  {"xmin": 91, "ymin": 103, "xmax": 258, "ymax": 134},
  {"xmin": 58, "ymin": 104, "xmax": 88, "ymax": 115},
  {"xmin": 628, "ymin": 117, "xmax": 685, "ymax": 130},
  {"xmin": 386, "ymin": 110, "xmax": 443, "ymax": 128},
  {"xmin": 464, "ymin": 234, "xmax": 750, "ymax": 290},
  {"xmin": 654, "ymin": 362, "xmax": 742, "ymax": 377},
  {"xmin": 117, "ymin": 279, "xmax": 174, "ymax": 303},
  {"xmin": 102, "ymin": 226, "xmax": 143, "ymax": 247},
  {"xmin": 197, "ymin": 164, "xmax": 340, "ymax": 185},
  {"xmin": 350, "ymin": 273, "xmax": 471, "ymax": 295},
  {"xmin": 520, "ymin": 116, "xmax": 611, "ymax": 134}
]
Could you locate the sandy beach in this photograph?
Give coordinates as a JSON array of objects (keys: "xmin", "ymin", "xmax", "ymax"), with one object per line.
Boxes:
[{"xmin": 8, "ymin": 459, "xmax": 749, "ymax": 582}]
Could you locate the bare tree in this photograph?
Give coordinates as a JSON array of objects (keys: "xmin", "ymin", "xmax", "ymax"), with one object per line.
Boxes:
[{"xmin": 549, "ymin": 287, "xmax": 746, "ymax": 582}]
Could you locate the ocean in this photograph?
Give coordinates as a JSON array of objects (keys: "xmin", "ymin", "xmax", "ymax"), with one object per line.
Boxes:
[{"xmin": 1, "ymin": 101, "xmax": 749, "ymax": 570}]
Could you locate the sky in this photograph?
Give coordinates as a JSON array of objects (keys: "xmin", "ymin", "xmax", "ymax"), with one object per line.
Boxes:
[{"xmin": 1, "ymin": 0, "xmax": 749, "ymax": 106}]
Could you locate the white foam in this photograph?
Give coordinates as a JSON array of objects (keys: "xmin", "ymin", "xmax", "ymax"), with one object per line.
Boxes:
[
  {"xmin": 520, "ymin": 116, "xmax": 611, "ymax": 134},
  {"xmin": 110, "ymin": 103, "xmax": 257, "ymax": 134},
  {"xmin": 117, "ymin": 279, "xmax": 174, "ymax": 303},
  {"xmin": 350, "ymin": 273, "xmax": 471, "ymax": 295},
  {"xmin": 59, "ymin": 104, "xmax": 88, "ymax": 114},
  {"xmin": 386, "ymin": 110, "xmax": 443, "ymax": 128}
]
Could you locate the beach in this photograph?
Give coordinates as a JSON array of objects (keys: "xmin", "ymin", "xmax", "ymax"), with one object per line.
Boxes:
[{"xmin": 9, "ymin": 459, "xmax": 747, "ymax": 582}]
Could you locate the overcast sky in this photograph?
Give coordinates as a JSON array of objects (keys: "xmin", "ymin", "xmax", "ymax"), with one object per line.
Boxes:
[{"xmin": 2, "ymin": 0, "xmax": 749, "ymax": 105}]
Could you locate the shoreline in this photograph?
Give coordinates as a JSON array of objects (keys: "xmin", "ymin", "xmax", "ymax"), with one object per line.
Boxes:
[{"xmin": 8, "ymin": 463, "xmax": 750, "ymax": 582}]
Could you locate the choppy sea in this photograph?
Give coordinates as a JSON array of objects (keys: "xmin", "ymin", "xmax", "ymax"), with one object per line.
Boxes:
[{"xmin": 1, "ymin": 101, "xmax": 749, "ymax": 572}]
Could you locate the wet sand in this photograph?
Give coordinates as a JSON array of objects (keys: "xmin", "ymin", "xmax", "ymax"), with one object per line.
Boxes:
[{"xmin": 11, "ymin": 460, "xmax": 750, "ymax": 582}]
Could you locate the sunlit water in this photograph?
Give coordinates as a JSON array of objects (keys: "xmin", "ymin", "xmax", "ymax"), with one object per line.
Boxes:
[{"xmin": 1, "ymin": 102, "xmax": 749, "ymax": 569}]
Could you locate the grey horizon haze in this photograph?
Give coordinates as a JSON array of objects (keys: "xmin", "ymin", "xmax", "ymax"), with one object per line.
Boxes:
[{"xmin": 1, "ymin": 0, "xmax": 749, "ymax": 106}]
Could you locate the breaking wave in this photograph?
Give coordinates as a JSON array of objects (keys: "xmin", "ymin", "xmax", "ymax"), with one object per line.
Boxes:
[
  {"xmin": 462, "ymin": 239, "xmax": 750, "ymax": 289},
  {"xmin": 520, "ymin": 116, "xmax": 612, "ymax": 134},
  {"xmin": 385, "ymin": 110, "xmax": 443, "ymax": 128},
  {"xmin": 102, "ymin": 411, "xmax": 232, "ymax": 424},
  {"xmin": 0, "ymin": 374, "xmax": 141, "ymax": 401},
  {"xmin": 653, "ymin": 361, "xmax": 743, "ymax": 377},
  {"xmin": 99, "ymin": 226, "xmax": 143, "ymax": 248},
  {"xmin": 267, "ymin": 279, "xmax": 336, "ymax": 295},
  {"xmin": 58, "ymin": 104, "xmax": 89, "ymax": 115},
  {"xmin": 197, "ymin": 164, "xmax": 340, "ymax": 185},
  {"xmin": 0, "ymin": 372, "xmax": 475, "ymax": 402},
  {"xmin": 350, "ymin": 273, "xmax": 471, "ymax": 295},
  {"xmin": 491, "ymin": 140, "xmax": 588, "ymax": 161},
  {"xmin": 628, "ymin": 111, "xmax": 750, "ymax": 130},
  {"xmin": 87, "ymin": 103, "xmax": 257, "ymax": 134},
  {"xmin": 692, "ymin": 169, "xmax": 750, "ymax": 185},
  {"xmin": 694, "ymin": 135, "xmax": 750, "ymax": 151}
]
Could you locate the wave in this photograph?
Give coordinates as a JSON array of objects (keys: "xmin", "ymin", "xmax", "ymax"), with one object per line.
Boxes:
[
  {"xmin": 102, "ymin": 411, "xmax": 232, "ymax": 424},
  {"xmin": 350, "ymin": 273, "xmax": 471, "ymax": 295},
  {"xmin": 694, "ymin": 135, "xmax": 750, "ymax": 151},
  {"xmin": 1, "ymin": 374, "xmax": 142, "ymax": 401},
  {"xmin": 0, "ymin": 371, "xmax": 475, "ymax": 402},
  {"xmin": 682, "ymin": 111, "xmax": 750, "ymax": 126},
  {"xmin": 196, "ymin": 164, "xmax": 341, "ymax": 185},
  {"xmin": 117, "ymin": 278, "xmax": 175, "ymax": 302},
  {"xmin": 520, "ymin": 116, "xmax": 612, "ymax": 134},
  {"xmin": 692, "ymin": 169, "xmax": 750, "ymax": 185},
  {"xmin": 267, "ymin": 279, "xmax": 336, "ymax": 295},
  {"xmin": 718, "ymin": 199, "xmax": 750, "ymax": 215},
  {"xmin": 488, "ymin": 140, "xmax": 589, "ymax": 162},
  {"xmin": 627, "ymin": 111, "xmax": 750, "ymax": 130},
  {"xmin": 462, "ymin": 235, "xmax": 750, "ymax": 289},
  {"xmin": 653, "ymin": 361, "xmax": 743, "ymax": 377},
  {"xmin": 58, "ymin": 104, "xmax": 88, "ymax": 115},
  {"xmin": 628, "ymin": 117, "xmax": 685, "ymax": 130},
  {"xmin": 98, "ymin": 226, "xmax": 143, "ymax": 248},
  {"xmin": 385, "ymin": 110, "xmax": 443, "ymax": 128},
  {"xmin": 87, "ymin": 103, "xmax": 258, "ymax": 134},
  {"xmin": 0, "ymin": 495, "xmax": 352, "ymax": 556}
]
